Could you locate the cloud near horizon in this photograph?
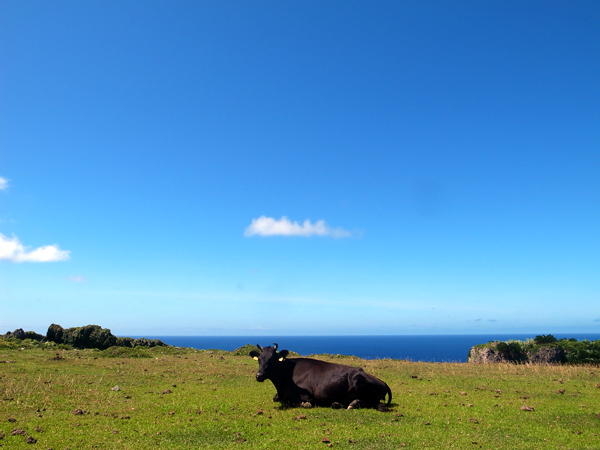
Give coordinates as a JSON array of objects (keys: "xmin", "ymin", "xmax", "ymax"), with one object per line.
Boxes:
[
  {"xmin": 0, "ymin": 233, "xmax": 71, "ymax": 263},
  {"xmin": 0, "ymin": 176, "xmax": 8, "ymax": 191},
  {"xmin": 244, "ymin": 216, "xmax": 352, "ymax": 238}
]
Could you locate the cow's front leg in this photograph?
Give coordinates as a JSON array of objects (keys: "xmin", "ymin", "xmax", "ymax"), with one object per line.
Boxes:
[
  {"xmin": 299, "ymin": 393, "xmax": 313, "ymax": 408},
  {"xmin": 275, "ymin": 391, "xmax": 302, "ymax": 408}
]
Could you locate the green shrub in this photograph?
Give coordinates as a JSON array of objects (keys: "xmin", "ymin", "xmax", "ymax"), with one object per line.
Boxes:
[
  {"xmin": 495, "ymin": 340, "xmax": 527, "ymax": 362},
  {"xmin": 231, "ymin": 344, "xmax": 260, "ymax": 356},
  {"xmin": 533, "ymin": 334, "xmax": 558, "ymax": 345},
  {"xmin": 97, "ymin": 346, "xmax": 153, "ymax": 358},
  {"xmin": 0, "ymin": 339, "xmax": 19, "ymax": 349}
]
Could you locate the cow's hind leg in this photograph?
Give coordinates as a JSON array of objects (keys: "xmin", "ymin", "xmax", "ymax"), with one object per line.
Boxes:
[{"xmin": 347, "ymin": 399, "xmax": 362, "ymax": 410}]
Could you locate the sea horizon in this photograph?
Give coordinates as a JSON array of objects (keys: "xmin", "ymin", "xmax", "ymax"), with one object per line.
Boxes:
[{"xmin": 130, "ymin": 333, "xmax": 600, "ymax": 363}]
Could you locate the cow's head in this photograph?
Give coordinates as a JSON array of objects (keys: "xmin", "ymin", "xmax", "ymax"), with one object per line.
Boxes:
[{"xmin": 249, "ymin": 343, "xmax": 289, "ymax": 382}]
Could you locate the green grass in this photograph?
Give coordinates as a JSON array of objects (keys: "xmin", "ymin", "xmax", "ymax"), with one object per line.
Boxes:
[{"xmin": 1, "ymin": 346, "xmax": 600, "ymax": 449}]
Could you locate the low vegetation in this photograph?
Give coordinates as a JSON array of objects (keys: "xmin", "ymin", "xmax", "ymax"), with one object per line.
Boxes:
[{"xmin": 1, "ymin": 339, "xmax": 600, "ymax": 449}]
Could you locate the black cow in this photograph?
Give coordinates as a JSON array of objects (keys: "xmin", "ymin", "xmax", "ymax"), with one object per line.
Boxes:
[{"xmin": 249, "ymin": 343, "xmax": 392, "ymax": 410}]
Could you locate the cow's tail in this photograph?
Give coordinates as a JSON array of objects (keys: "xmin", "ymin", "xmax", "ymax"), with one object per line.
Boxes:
[{"xmin": 385, "ymin": 383, "xmax": 392, "ymax": 405}]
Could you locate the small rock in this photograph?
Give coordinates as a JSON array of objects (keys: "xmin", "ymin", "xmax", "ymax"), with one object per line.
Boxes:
[
  {"xmin": 12, "ymin": 428, "xmax": 27, "ymax": 436},
  {"xmin": 111, "ymin": 386, "xmax": 121, "ymax": 391},
  {"xmin": 162, "ymin": 389, "xmax": 172, "ymax": 394},
  {"xmin": 26, "ymin": 436, "xmax": 37, "ymax": 444},
  {"xmin": 520, "ymin": 405, "xmax": 534, "ymax": 411}
]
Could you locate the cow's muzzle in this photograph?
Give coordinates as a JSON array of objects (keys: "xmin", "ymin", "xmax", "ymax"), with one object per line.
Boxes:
[{"xmin": 255, "ymin": 373, "xmax": 266, "ymax": 382}]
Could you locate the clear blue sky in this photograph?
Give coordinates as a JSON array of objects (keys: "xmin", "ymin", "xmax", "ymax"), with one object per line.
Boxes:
[{"xmin": 1, "ymin": 1, "xmax": 599, "ymax": 336}]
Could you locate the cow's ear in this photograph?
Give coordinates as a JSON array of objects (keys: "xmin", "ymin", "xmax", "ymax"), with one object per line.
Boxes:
[
  {"xmin": 278, "ymin": 350, "xmax": 289, "ymax": 361},
  {"xmin": 249, "ymin": 350, "xmax": 260, "ymax": 359}
]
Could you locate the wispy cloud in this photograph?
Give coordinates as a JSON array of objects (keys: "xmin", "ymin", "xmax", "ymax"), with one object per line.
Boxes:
[
  {"xmin": 0, "ymin": 233, "xmax": 71, "ymax": 263},
  {"xmin": 68, "ymin": 275, "xmax": 87, "ymax": 282},
  {"xmin": 0, "ymin": 177, "xmax": 8, "ymax": 191},
  {"xmin": 244, "ymin": 216, "xmax": 352, "ymax": 238}
]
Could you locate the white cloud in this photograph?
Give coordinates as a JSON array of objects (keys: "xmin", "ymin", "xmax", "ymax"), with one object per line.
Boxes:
[
  {"xmin": 0, "ymin": 177, "xmax": 8, "ymax": 191},
  {"xmin": 0, "ymin": 233, "xmax": 71, "ymax": 263},
  {"xmin": 244, "ymin": 216, "xmax": 352, "ymax": 238}
]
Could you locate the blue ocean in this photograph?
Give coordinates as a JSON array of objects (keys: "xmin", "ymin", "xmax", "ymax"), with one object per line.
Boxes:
[{"xmin": 135, "ymin": 333, "xmax": 600, "ymax": 363}]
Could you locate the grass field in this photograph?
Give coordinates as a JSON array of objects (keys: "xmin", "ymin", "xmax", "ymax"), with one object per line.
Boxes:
[{"xmin": 1, "ymin": 344, "xmax": 599, "ymax": 449}]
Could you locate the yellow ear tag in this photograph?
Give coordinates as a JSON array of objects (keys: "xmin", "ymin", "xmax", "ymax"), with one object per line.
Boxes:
[
  {"xmin": 279, "ymin": 357, "xmax": 285, "ymax": 361},
  {"xmin": 253, "ymin": 356, "xmax": 259, "ymax": 360}
]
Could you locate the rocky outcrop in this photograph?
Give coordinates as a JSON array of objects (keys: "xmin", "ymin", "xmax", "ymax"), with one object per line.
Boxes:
[
  {"xmin": 3, "ymin": 323, "xmax": 168, "ymax": 350},
  {"xmin": 469, "ymin": 344, "xmax": 565, "ymax": 365},
  {"xmin": 46, "ymin": 323, "xmax": 64, "ymax": 343},
  {"xmin": 45, "ymin": 324, "xmax": 167, "ymax": 349},
  {"xmin": 46, "ymin": 324, "xmax": 117, "ymax": 350},
  {"xmin": 468, "ymin": 346, "xmax": 515, "ymax": 364},
  {"xmin": 528, "ymin": 346, "xmax": 565, "ymax": 364},
  {"xmin": 1, "ymin": 328, "xmax": 44, "ymax": 341},
  {"xmin": 3, "ymin": 328, "xmax": 25, "ymax": 340},
  {"xmin": 116, "ymin": 336, "xmax": 167, "ymax": 348}
]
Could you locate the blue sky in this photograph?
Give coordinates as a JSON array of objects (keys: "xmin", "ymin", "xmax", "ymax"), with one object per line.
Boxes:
[{"xmin": 1, "ymin": 1, "xmax": 599, "ymax": 336}]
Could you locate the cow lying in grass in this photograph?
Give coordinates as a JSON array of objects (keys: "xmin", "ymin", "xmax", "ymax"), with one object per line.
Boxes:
[{"xmin": 250, "ymin": 343, "xmax": 392, "ymax": 411}]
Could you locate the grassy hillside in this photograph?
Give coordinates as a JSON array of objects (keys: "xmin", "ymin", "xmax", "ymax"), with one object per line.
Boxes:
[{"xmin": 1, "ymin": 343, "xmax": 599, "ymax": 449}]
